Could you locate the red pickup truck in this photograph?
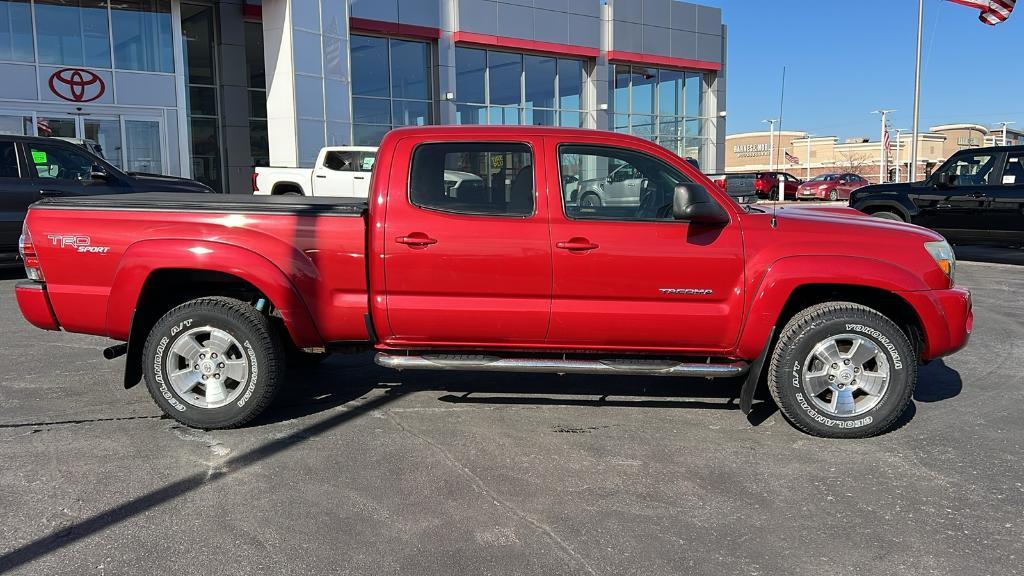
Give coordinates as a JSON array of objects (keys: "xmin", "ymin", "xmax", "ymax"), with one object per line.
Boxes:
[{"xmin": 15, "ymin": 126, "xmax": 972, "ymax": 438}]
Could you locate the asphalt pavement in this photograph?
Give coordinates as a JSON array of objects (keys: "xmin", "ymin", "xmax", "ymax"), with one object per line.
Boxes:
[{"xmin": 0, "ymin": 252, "xmax": 1022, "ymax": 576}]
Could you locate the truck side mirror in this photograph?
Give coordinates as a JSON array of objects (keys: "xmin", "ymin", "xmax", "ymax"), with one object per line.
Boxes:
[
  {"xmin": 90, "ymin": 164, "xmax": 110, "ymax": 181},
  {"xmin": 673, "ymin": 183, "xmax": 729, "ymax": 225},
  {"xmin": 935, "ymin": 172, "xmax": 953, "ymax": 188}
]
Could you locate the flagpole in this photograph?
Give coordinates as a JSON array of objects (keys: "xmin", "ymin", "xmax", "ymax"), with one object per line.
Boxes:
[{"xmin": 910, "ymin": 0, "xmax": 924, "ymax": 182}]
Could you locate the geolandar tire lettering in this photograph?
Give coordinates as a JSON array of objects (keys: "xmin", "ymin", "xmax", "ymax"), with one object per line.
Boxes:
[
  {"xmin": 767, "ymin": 302, "xmax": 917, "ymax": 439},
  {"xmin": 142, "ymin": 296, "xmax": 283, "ymax": 429}
]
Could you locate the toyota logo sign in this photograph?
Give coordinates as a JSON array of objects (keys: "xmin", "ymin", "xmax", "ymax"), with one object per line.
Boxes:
[{"xmin": 48, "ymin": 68, "xmax": 106, "ymax": 103}]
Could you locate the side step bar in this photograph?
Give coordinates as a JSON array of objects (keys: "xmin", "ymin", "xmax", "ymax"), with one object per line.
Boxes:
[{"xmin": 375, "ymin": 353, "xmax": 748, "ymax": 379}]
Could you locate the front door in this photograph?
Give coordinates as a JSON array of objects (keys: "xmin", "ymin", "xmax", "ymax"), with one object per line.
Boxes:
[
  {"xmin": 382, "ymin": 137, "xmax": 552, "ymax": 345},
  {"xmin": 546, "ymin": 141, "xmax": 745, "ymax": 353},
  {"xmin": 917, "ymin": 152, "xmax": 998, "ymax": 242},
  {"xmin": 21, "ymin": 139, "xmax": 126, "ymax": 198}
]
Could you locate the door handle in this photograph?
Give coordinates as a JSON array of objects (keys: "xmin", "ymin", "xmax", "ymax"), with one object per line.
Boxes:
[
  {"xmin": 315, "ymin": 174, "xmax": 327, "ymax": 179},
  {"xmin": 395, "ymin": 233, "xmax": 438, "ymax": 247},
  {"xmin": 353, "ymin": 176, "xmax": 366, "ymax": 180},
  {"xmin": 39, "ymin": 189, "xmax": 63, "ymax": 197},
  {"xmin": 556, "ymin": 238, "xmax": 599, "ymax": 252}
]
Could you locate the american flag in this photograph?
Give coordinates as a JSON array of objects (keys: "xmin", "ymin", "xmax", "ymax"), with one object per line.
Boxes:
[
  {"xmin": 948, "ymin": 0, "xmax": 1016, "ymax": 25},
  {"xmin": 884, "ymin": 129, "xmax": 891, "ymax": 154},
  {"xmin": 785, "ymin": 151, "xmax": 799, "ymax": 164}
]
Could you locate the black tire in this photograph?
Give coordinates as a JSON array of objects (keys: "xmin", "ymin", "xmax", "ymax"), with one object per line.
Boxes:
[
  {"xmin": 871, "ymin": 211, "xmax": 905, "ymax": 222},
  {"xmin": 142, "ymin": 296, "xmax": 284, "ymax": 429},
  {"xmin": 767, "ymin": 302, "xmax": 916, "ymax": 438},
  {"xmin": 579, "ymin": 192, "xmax": 602, "ymax": 208},
  {"xmin": 770, "ymin": 186, "xmax": 779, "ymax": 199},
  {"xmin": 828, "ymin": 189, "xmax": 839, "ymax": 201}
]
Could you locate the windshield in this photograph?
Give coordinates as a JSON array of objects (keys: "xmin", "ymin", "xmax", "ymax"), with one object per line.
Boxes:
[{"xmin": 809, "ymin": 174, "xmax": 837, "ymax": 182}]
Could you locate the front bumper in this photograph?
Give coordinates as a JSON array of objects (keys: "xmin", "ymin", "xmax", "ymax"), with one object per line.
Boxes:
[
  {"xmin": 15, "ymin": 281, "xmax": 60, "ymax": 331},
  {"xmin": 899, "ymin": 287, "xmax": 973, "ymax": 361}
]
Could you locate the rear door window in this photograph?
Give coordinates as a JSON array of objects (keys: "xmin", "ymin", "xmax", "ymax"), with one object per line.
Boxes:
[
  {"xmin": 1000, "ymin": 153, "xmax": 1024, "ymax": 185},
  {"xmin": 409, "ymin": 142, "xmax": 534, "ymax": 216},
  {"xmin": 0, "ymin": 142, "xmax": 19, "ymax": 178}
]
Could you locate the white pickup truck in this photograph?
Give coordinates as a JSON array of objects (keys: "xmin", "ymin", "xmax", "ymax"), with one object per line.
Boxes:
[{"xmin": 253, "ymin": 146, "xmax": 378, "ymax": 198}]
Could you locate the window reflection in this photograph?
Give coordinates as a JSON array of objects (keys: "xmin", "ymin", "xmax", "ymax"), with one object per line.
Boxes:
[
  {"xmin": 112, "ymin": 0, "xmax": 173, "ymax": 72},
  {"xmin": 0, "ymin": 0, "xmax": 33, "ymax": 62},
  {"xmin": 35, "ymin": 0, "xmax": 111, "ymax": 68}
]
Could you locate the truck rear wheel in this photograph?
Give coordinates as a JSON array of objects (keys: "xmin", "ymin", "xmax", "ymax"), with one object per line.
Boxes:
[
  {"xmin": 767, "ymin": 302, "xmax": 916, "ymax": 438},
  {"xmin": 142, "ymin": 297, "xmax": 283, "ymax": 429},
  {"xmin": 871, "ymin": 211, "xmax": 905, "ymax": 222}
]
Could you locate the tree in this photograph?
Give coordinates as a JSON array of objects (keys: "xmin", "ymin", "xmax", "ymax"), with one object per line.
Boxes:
[{"xmin": 832, "ymin": 151, "xmax": 871, "ymax": 176}]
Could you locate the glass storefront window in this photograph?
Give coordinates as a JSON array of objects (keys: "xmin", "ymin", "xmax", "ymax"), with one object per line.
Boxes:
[
  {"xmin": 610, "ymin": 64, "xmax": 707, "ymax": 164},
  {"xmin": 111, "ymin": 0, "xmax": 173, "ymax": 72},
  {"xmin": 487, "ymin": 51, "xmax": 521, "ymax": 107},
  {"xmin": 182, "ymin": 3, "xmax": 215, "ymax": 84},
  {"xmin": 0, "ymin": 0, "xmax": 33, "ymax": 62},
  {"xmin": 455, "ymin": 48, "xmax": 586, "ymax": 128},
  {"xmin": 245, "ymin": 21, "xmax": 268, "ymax": 167},
  {"xmin": 183, "ymin": 4, "xmax": 221, "ymax": 191},
  {"xmin": 351, "ymin": 34, "xmax": 432, "ymax": 146},
  {"xmin": 35, "ymin": 0, "xmax": 111, "ymax": 68},
  {"xmin": 455, "ymin": 47, "xmax": 485, "ymax": 104},
  {"xmin": 0, "ymin": 114, "xmax": 32, "ymax": 135},
  {"xmin": 390, "ymin": 39, "xmax": 429, "ymax": 101},
  {"xmin": 83, "ymin": 117, "xmax": 123, "ymax": 169},
  {"xmin": 351, "ymin": 35, "xmax": 388, "ymax": 98}
]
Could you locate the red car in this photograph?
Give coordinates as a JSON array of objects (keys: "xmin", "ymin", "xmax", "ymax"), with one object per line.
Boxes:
[
  {"xmin": 15, "ymin": 126, "xmax": 971, "ymax": 438},
  {"xmin": 798, "ymin": 172, "xmax": 870, "ymax": 201}
]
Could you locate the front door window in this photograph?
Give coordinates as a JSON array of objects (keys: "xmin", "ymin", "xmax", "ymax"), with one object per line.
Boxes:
[
  {"xmin": 124, "ymin": 119, "xmax": 162, "ymax": 173},
  {"xmin": 83, "ymin": 117, "xmax": 123, "ymax": 169},
  {"xmin": 937, "ymin": 154, "xmax": 996, "ymax": 187}
]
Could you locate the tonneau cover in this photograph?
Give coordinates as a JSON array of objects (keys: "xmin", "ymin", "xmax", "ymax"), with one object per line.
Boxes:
[{"xmin": 33, "ymin": 192, "xmax": 367, "ymax": 216}]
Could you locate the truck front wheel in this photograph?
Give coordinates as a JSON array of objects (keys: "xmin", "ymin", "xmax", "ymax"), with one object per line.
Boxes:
[
  {"xmin": 142, "ymin": 297, "xmax": 284, "ymax": 429},
  {"xmin": 767, "ymin": 302, "xmax": 916, "ymax": 438}
]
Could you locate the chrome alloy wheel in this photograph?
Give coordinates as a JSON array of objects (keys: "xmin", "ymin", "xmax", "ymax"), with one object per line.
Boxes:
[
  {"xmin": 802, "ymin": 334, "xmax": 891, "ymax": 417},
  {"xmin": 166, "ymin": 326, "xmax": 250, "ymax": 409}
]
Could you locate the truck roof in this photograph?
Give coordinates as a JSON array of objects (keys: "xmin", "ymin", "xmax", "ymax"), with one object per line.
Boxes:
[{"xmin": 385, "ymin": 125, "xmax": 673, "ymax": 149}]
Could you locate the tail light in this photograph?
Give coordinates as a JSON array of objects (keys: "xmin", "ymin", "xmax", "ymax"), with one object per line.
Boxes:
[
  {"xmin": 19, "ymin": 222, "xmax": 43, "ymax": 282},
  {"xmin": 252, "ymin": 171, "xmax": 259, "ymax": 192}
]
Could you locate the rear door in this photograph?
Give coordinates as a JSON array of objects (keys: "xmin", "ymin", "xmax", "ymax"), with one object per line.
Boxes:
[
  {"xmin": 382, "ymin": 136, "xmax": 552, "ymax": 345},
  {"xmin": 0, "ymin": 141, "xmax": 37, "ymax": 257},
  {"xmin": 985, "ymin": 151, "xmax": 1024, "ymax": 243},
  {"xmin": 545, "ymin": 139, "xmax": 745, "ymax": 352}
]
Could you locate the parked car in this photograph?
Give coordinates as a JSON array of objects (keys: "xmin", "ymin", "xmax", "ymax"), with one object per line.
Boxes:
[
  {"xmin": 253, "ymin": 146, "xmax": 378, "ymax": 198},
  {"xmin": 15, "ymin": 126, "xmax": 971, "ymax": 439},
  {"xmin": 712, "ymin": 172, "xmax": 799, "ymax": 200},
  {"xmin": 0, "ymin": 134, "xmax": 214, "ymax": 266},
  {"xmin": 798, "ymin": 173, "xmax": 869, "ymax": 201},
  {"xmin": 705, "ymin": 172, "xmax": 758, "ymax": 204},
  {"xmin": 851, "ymin": 145, "xmax": 1024, "ymax": 246}
]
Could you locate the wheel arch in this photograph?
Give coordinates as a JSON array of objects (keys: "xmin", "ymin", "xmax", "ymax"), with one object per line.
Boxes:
[
  {"xmin": 271, "ymin": 181, "xmax": 304, "ymax": 195},
  {"xmin": 106, "ymin": 240, "xmax": 324, "ymax": 388},
  {"xmin": 737, "ymin": 256, "xmax": 928, "ymax": 360}
]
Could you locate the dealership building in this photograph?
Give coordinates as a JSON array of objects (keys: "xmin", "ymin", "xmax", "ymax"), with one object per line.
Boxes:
[
  {"xmin": 725, "ymin": 123, "xmax": 1024, "ymax": 184},
  {"xmin": 0, "ymin": 0, "xmax": 727, "ymax": 193}
]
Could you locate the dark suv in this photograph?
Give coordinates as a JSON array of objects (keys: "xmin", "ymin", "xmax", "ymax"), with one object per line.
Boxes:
[
  {"xmin": 1, "ymin": 135, "xmax": 214, "ymax": 264},
  {"xmin": 851, "ymin": 145, "xmax": 1024, "ymax": 246}
]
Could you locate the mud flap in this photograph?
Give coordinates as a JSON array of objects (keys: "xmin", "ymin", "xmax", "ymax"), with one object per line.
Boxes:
[
  {"xmin": 123, "ymin": 311, "xmax": 144, "ymax": 389},
  {"xmin": 739, "ymin": 326, "xmax": 775, "ymax": 415}
]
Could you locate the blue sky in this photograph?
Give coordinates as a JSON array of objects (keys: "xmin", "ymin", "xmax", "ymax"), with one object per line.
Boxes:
[{"xmin": 698, "ymin": 0, "xmax": 1024, "ymax": 139}]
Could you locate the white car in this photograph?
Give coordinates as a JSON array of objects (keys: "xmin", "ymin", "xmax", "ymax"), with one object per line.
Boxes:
[{"xmin": 253, "ymin": 146, "xmax": 378, "ymax": 198}]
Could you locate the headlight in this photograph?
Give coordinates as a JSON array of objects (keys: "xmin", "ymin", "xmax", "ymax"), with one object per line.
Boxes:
[{"xmin": 924, "ymin": 240, "xmax": 955, "ymax": 285}]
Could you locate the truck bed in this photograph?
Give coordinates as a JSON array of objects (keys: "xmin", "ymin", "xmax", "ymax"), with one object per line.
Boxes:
[{"xmin": 27, "ymin": 192, "xmax": 370, "ymax": 346}]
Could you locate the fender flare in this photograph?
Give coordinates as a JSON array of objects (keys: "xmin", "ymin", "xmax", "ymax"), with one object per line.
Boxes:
[
  {"xmin": 105, "ymin": 239, "xmax": 324, "ymax": 347},
  {"xmin": 736, "ymin": 255, "xmax": 928, "ymax": 359},
  {"xmin": 271, "ymin": 181, "xmax": 306, "ymax": 195},
  {"xmin": 852, "ymin": 198, "xmax": 915, "ymax": 220}
]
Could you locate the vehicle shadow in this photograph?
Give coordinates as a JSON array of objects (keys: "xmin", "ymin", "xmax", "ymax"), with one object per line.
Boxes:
[
  {"xmin": 259, "ymin": 351, "xmax": 772, "ymax": 426},
  {"xmin": 954, "ymin": 244, "xmax": 1024, "ymax": 265},
  {"xmin": 914, "ymin": 358, "xmax": 962, "ymax": 403}
]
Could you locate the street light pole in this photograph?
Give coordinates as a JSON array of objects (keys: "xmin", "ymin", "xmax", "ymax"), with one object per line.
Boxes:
[
  {"xmin": 804, "ymin": 133, "xmax": 815, "ymax": 180},
  {"xmin": 910, "ymin": 0, "xmax": 924, "ymax": 182},
  {"xmin": 872, "ymin": 109, "xmax": 895, "ymax": 183},
  {"xmin": 996, "ymin": 121, "xmax": 1016, "ymax": 145},
  {"xmin": 894, "ymin": 128, "xmax": 907, "ymax": 182},
  {"xmin": 762, "ymin": 118, "xmax": 777, "ymax": 175}
]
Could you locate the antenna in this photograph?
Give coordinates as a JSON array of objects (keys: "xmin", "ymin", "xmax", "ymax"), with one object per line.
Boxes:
[{"xmin": 771, "ymin": 66, "xmax": 787, "ymax": 229}]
